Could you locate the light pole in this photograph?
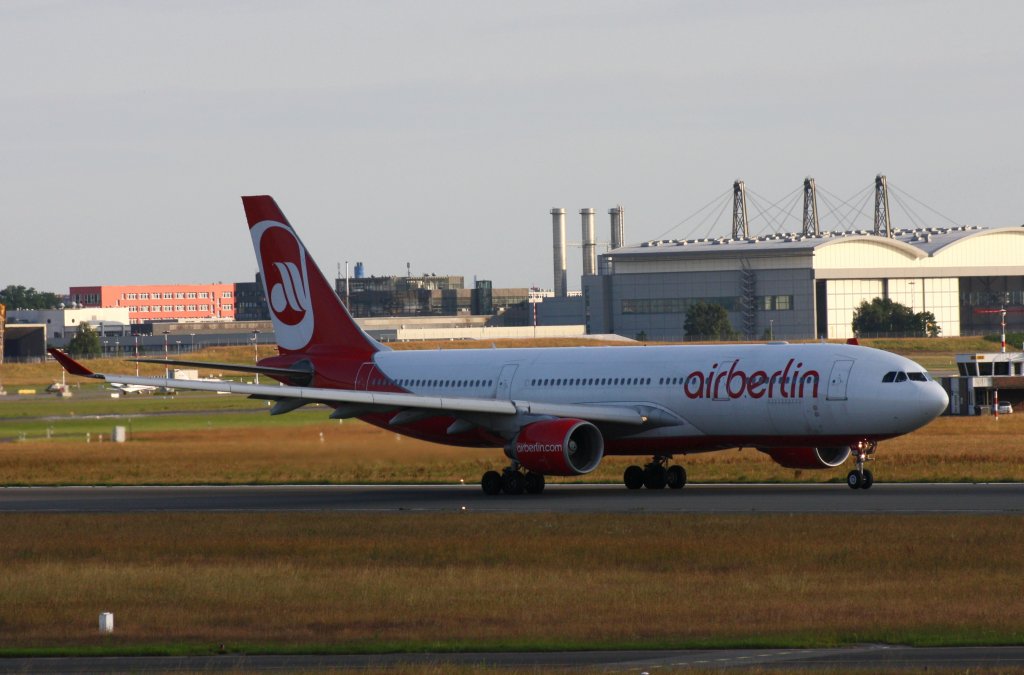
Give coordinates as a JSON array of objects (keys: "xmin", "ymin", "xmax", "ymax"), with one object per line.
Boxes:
[
  {"xmin": 190, "ymin": 332, "xmax": 195, "ymax": 353},
  {"xmin": 251, "ymin": 330, "xmax": 261, "ymax": 384},
  {"xmin": 163, "ymin": 330, "xmax": 170, "ymax": 378},
  {"xmin": 769, "ymin": 319, "xmax": 774, "ymax": 341},
  {"xmin": 175, "ymin": 340, "xmax": 181, "ymax": 356}
]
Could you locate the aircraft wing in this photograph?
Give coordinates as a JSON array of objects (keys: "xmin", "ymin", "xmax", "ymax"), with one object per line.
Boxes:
[{"xmin": 48, "ymin": 349, "xmax": 652, "ymax": 426}]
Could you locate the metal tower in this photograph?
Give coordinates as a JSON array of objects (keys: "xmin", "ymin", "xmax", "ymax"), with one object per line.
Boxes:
[
  {"xmin": 732, "ymin": 180, "xmax": 749, "ymax": 240},
  {"xmin": 802, "ymin": 177, "xmax": 820, "ymax": 237},
  {"xmin": 874, "ymin": 174, "xmax": 892, "ymax": 238}
]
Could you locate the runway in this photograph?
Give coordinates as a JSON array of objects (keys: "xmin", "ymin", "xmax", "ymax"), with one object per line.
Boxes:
[
  {"xmin": 1, "ymin": 482, "xmax": 1022, "ymax": 513},
  {"xmin": 3, "ymin": 645, "xmax": 1024, "ymax": 672}
]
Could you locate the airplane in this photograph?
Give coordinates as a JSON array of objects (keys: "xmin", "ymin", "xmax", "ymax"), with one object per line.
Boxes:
[
  {"xmin": 108, "ymin": 382, "xmax": 158, "ymax": 395},
  {"xmin": 49, "ymin": 195, "xmax": 950, "ymax": 494}
]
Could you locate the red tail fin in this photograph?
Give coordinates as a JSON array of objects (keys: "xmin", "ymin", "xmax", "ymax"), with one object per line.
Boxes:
[{"xmin": 243, "ymin": 196, "xmax": 382, "ymax": 359}]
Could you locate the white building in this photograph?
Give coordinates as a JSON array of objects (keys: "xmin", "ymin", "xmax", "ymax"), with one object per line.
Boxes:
[
  {"xmin": 6, "ymin": 307, "xmax": 131, "ymax": 345},
  {"xmin": 583, "ymin": 226, "xmax": 1024, "ymax": 341}
]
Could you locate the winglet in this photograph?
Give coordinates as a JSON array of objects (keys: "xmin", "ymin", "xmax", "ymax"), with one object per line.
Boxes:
[
  {"xmin": 846, "ymin": 338, "xmax": 860, "ymax": 346},
  {"xmin": 48, "ymin": 348, "xmax": 99, "ymax": 378}
]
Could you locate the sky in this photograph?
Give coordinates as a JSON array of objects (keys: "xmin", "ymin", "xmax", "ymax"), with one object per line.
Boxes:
[{"xmin": 2, "ymin": 0, "xmax": 1023, "ymax": 294}]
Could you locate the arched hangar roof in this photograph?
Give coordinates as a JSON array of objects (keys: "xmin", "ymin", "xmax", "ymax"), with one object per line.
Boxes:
[{"xmin": 619, "ymin": 226, "xmax": 1024, "ymax": 267}]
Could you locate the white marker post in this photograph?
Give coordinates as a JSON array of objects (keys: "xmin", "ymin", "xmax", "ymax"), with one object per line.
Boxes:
[{"xmin": 99, "ymin": 612, "xmax": 114, "ymax": 634}]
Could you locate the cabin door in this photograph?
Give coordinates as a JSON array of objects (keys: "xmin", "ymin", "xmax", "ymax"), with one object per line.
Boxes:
[
  {"xmin": 826, "ymin": 360, "xmax": 855, "ymax": 401},
  {"xmin": 495, "ymin": 364, "xmax": 519, "ymax": 400}
]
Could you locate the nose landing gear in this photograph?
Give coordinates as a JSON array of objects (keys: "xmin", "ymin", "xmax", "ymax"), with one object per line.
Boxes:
[{"xmin": 846, "ymin": 440, "xmax": 876, "ymax": 490}]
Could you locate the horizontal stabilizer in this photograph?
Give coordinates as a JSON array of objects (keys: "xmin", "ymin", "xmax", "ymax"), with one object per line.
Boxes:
[{"xmin": 130, "ymin": 358, "xmax": 314, "ymax": 385}]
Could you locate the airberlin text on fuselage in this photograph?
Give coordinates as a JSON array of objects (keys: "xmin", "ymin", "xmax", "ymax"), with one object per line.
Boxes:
[{"xmin": 683, "ymin": 359, "xmax": 820, "ymax": 400}]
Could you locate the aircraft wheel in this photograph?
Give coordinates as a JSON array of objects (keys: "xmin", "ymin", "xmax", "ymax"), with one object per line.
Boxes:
[
  {"xmin": 623, "ymin": 465, "xmax": 644, "ymax": 490},
  {"xmin": 524, "ymin": 472, "xmax": 545, "ymax": 494},
  {"xmin": 846, "ymin": 470, "xmax": 862, "ymax": 490},
  {"xmin": 861, "ymin": 469, "xmax": 874, "ymax": 490},
  {"xmin": 481, "ymin": 471, "xmax": 502, "ymax": 495},
  {"xmin": 666, "ymin": 465, "xmax": 687, "ymax": 489},
  {"xmin": 502, "ymin": 471, "xmax": 525, "ymax": 495},
  {"xmin": 643, "ymin": 464, "xmax": 668, "ymax": 490}
]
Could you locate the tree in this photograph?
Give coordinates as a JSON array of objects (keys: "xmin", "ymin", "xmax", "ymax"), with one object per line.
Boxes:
[
  {"xmin": 67, "ymin": 323, "xmax": 101, "ymax": 358},
  {"xmin": 852, "ymin": 297, "xmax": 941, "ymax": 337},
  {"xmin": 0, "ymin": 285, "xmax": 62, "ymax": 310},
  {"xmin": 683, "ymin": 301, "xmax": 738, "ymax": 341}
]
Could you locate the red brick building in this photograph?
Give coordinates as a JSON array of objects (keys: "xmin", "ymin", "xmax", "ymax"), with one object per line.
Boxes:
[{"xmin": 69, "ymin": 284, "xmax": 236, "ymax": 324}]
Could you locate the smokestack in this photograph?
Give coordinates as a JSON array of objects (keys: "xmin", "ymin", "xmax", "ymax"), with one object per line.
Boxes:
[
  {"xmin": 551, "ymin": 208, "xmax": 567, "ymax": 297},
  {"xmin": 581, "ymin": 208, "xmax": 596, "ymax": 276},
  {"xmin": 609, "ymin": 205, "xmax": 624, "ymax": 250}
]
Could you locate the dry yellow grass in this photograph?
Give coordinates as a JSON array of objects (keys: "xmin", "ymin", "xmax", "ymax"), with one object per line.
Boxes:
[
  {"xmin": 1, "ymin": 513, "xmax": 1022, "ymax": 649},
  {"xmin": 2, "ymin": 414, "xmax": 1023, "ymax": 485}
]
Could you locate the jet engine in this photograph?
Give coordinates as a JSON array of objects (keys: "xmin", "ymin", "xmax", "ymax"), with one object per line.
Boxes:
[
  {"xmin": 511, "ymin": 419, "xmax": 604, "ymax": 476},
  {"xmin": 758, "ymin": 446, "xmax": 851, "ymax": 469}
]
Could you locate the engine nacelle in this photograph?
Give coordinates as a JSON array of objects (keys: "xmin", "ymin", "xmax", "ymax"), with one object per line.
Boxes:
[
  {"xmin": 759, "ymin": 446, "xmax": 851, "ymax": 469},
  {"xmin": 511, "ymin": 419, "xmax": 604, "ymax": 476}
]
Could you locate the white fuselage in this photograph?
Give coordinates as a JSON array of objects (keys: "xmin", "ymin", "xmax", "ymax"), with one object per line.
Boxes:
[{"xmin": 371, "ymin": 342, "xmax": 948, "ymax": 453}]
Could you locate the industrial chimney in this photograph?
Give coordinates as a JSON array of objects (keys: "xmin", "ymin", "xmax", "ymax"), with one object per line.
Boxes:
[
  {"xmin": 551, "ymin": 208, "xmax": 567, "ymax": 297},
  {"xmin": 581, "ymin": 208, "xmax": 596, "ymax": 276},
  {"xmin": 609, "ymin": 205, "xmax": 624, "ymax": 250}
]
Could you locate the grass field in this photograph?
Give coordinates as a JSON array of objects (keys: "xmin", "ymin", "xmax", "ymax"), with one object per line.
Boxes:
[
  {"xmin": 3, "ymin": 339, "xmax": 1022, "ymax": 664},
  {"xmin": 2, "ymin": 512, "xmax": 1022, "ymax": 654},
  {"xmin": 2, "ymin": 395, "xmax": 1024, "ymax": 485}
]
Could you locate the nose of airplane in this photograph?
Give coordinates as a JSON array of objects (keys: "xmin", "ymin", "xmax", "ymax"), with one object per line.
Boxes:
[
  {"xmin": 915, "ymin": 382, "xmax": 949, "ymax": 425},
  {"xmin": 929, "ymin": 382, "xmax": 950, "ymax": 416}
]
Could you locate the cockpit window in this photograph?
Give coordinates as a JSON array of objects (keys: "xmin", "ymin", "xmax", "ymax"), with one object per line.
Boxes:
[{"xmin": 883, "ymin": 370, "xmax": 931, "ymax": 383}]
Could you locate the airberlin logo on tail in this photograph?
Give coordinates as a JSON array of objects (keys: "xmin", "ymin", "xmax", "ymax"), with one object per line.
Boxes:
[
  {"xmin": 683, "ymin": 359, "xmax": 820, "ymax": 400},
  {"xmin": 250, "ymin": 221, "xmax": 315, "ymax": 351},
  {"xmin": 270, "ymin": 262, "xmax": 308, "ymax": 316}
]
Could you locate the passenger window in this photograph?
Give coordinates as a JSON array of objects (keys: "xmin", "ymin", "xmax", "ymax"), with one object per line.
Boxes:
[
  {"xmin": 895, "ymin": 372, "xmax": 908, "ymax": 382},
  {"xmin": 882, "ymin": 372, "xmax": 896, "ymax": 383}
]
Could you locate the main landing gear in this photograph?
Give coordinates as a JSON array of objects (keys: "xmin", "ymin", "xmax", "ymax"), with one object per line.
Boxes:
[
  {"xmin": 623, "ymin": 456, "xmax": 687, "ymax": 490},
  {"xmin": 480, "ymin": 464, "xmax": 546, "ymax": 496},
  {"xmin": 846, "ymin": 440, "xmax": 877, "ymax": 490}
]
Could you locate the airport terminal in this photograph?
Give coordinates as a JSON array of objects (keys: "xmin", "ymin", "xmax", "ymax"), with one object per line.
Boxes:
[{"xmin": 579, "ymin": 177, "xmax": 1024, "ymax": 341}]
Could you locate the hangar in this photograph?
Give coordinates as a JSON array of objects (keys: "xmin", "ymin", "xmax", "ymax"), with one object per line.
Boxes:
[{"xmin": 581, "ymin": 225, "xmax": 1024, "ymax": 341}]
